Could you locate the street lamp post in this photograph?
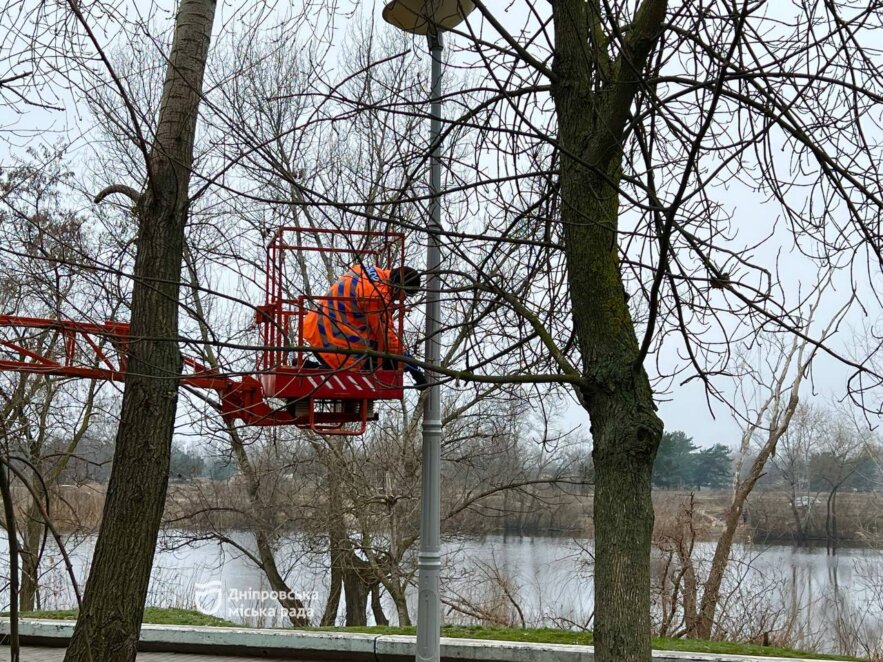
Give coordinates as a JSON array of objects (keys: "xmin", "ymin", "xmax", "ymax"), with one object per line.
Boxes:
[
  {"xmin": 416, "ymin": 30, "xmax": 444, "ymax": 662},
  {"xmin": 381, "ymin": 3, "xmax": 473, "ymax": 662}
]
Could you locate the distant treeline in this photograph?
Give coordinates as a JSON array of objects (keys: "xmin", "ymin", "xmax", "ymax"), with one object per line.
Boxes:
[
  {"xmin": 17, "ymin": 481, "xmax": 882, "ymax": 548},
  {"xmin": 40, "ymin": 428, "xmax": 881, "ymax": 546}
]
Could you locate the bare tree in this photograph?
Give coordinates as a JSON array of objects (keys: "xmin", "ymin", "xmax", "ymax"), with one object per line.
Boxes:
[
  {"xmin": 686, "ymin": 288, "xmax": 848, "ymax": 639},
  {"xmin": 59, "ymin": 1, "xmax": 218, "ymax": 659},
  {"xmin": 0, "ymin": 154, "xmax": 113, "ymax": 616},
  {"xmin": 809, "ymin": 407, "xmax": 875, "ymax": 556},
  {"xmin": 769, "ymin": 404, "xmax": 827, "ymax": 546},
  {"xmin": 341, "ymin": 5, "xmax": 883, "ymax": 659},
  {"xmin": 177, "ymin": 3, "xmax": 883, "ymax": 656}
]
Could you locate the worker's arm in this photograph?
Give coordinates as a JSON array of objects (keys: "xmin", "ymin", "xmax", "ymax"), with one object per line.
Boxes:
[
  {"xmin": 365, "ymin": 299, "xmax": 427, "ymax": 387},
  {"xmin": 364, "ymin": 292, "xmax": 403, "ymax": 359},
  {"xmin": 404, "ymin": 361, "xmax": 428, "ymax": 389}
]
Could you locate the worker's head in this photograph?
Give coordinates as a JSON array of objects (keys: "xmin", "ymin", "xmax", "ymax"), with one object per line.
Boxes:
[{"xmin": 391, "ymin": 265, "xmax": 422, "ymax": 299}]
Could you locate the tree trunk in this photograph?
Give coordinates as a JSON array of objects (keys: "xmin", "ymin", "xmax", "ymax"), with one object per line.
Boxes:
[
  {"xmin": 255, "ymin": 531, "xmax": 310, "ymax": 625},
  {"xmin": 343, "ymin": 560, "xmax": 369, "ymax": 627},
  {"xmin": 320, "ymin": 445, "xmax": 348, "ymax": 626},
  {"xmin": 18, "ymin": 380, "xmax": 98, "ymax": 612},
  {"xmin": 0, "ymin": 461, "xmax": 20, "ymax": 657},
  {"xmin": 552, "ymin": 2, "xmax": 667, "ymax": 660},
  {"xmin": 831, "ymin": 490, "xmax": 837, "ymax": 556},
  {"xmin": 382, "ymin": 488, "xmax": 410, "ymax": 626},
  {"xmin": 788, "ymin": 488, "xmax": 806, "ymax": 546},
  {"xmin": 826, "ymin": 488, "xmax": 840, "ymax": 556},
  {"xmin": 321, "ymin": 544, "xmax": 344, "ymax": 626},
  {"xmin": 18, "ymin": 504, "xmax": 44, "ymax": 612},
  {"xmin": 64, "ymin": 1, "xmax": 216, "ymax": 660},
  {"xmin": 390, "ymin": 587, "xmax": 411, "ymax": 626},
  {"xmin": 674, "ymin": 501, "xmax": 699, "ymax": 636},
  {"xmin": 690, "ymin": 503, "xmax": 741, "ymax": 639},
  {"xmin": 590, "ymin": 394, "xmax": 661, "ymax": 661},
  {"xmin": 227, "ymin": 425, "xmax": 309, "ymax": 625},
  {"xmin": 315, "ymin": 445, "xmax": 392, "ymax": 628},
  {"xmin": 370, "ymin": 584, "xmax": 388, "ymax": 626}
]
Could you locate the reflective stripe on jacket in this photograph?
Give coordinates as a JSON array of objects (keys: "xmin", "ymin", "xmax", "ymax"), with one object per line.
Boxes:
[{"xmin": 301, "ymin": 265, "xmax": 403, "ymax": 369}]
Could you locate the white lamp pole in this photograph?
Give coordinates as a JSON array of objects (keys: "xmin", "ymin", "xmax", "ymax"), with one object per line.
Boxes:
[{"xmin": 381, "ymin": 3, "xmax": 473, "ymax": 662}]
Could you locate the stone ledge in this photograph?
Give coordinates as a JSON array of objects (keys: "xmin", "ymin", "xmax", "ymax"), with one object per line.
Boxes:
[{"xmin": 0, "ymin": 619, "xmax": 837, "ymax": 662}]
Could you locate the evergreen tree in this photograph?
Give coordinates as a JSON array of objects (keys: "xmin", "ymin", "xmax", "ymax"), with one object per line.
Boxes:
[
  {"xmin": 652, "ymin": 431, "xmax": 697, "ymax": 488},
  {"xmin": 652, "ymin": 433, "xmax": 732, "ymax": 489},
  {"xmin": 691, "ymin": 444, "xmax": 732, "ymax": 489}
]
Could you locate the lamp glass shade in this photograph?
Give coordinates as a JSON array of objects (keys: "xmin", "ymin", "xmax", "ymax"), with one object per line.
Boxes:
[{"xmin": 382, "ymin": 0, "xmax": 475, "ymax": 34}]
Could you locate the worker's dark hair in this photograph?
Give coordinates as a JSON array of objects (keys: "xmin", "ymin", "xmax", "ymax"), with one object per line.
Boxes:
[{"xmin": 392, "ymin": 265, "xmax": 422, "ymax": 297}]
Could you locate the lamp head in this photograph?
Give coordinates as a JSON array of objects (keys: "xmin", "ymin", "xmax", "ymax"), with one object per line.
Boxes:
[{"xmin": 382, "ymin": 0, "xmax": 475, "ymax": 35}]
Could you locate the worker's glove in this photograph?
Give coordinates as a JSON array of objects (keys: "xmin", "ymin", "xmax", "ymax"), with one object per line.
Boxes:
[{"xmin": 405, "ymin": 364, "xmax": 429, "ymax": 390}]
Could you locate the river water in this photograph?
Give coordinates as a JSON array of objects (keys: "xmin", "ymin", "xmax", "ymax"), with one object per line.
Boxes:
[{"xmin": 3, "ymin": 532, "xmax": 882, "ymax": 656}]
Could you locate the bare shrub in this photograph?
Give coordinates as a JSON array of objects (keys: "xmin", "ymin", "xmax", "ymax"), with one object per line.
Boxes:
[
  {"xmin": 847, "ymin": 557, "xmax": 883, "ymax": 659},
  {"xmin": 442, "ymin": 553, "xmax": 526, "ymax": 628}
]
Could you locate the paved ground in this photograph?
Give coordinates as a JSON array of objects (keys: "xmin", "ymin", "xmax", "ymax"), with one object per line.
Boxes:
[{"xmin": 2, "ymin": 648, "xmax": 293, "ymax": 661}]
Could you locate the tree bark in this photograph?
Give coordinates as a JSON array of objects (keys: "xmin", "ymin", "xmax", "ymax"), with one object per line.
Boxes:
[
  {"xmin": 0, "ymin": 460, "xmax": 20, "ymax": 658},
  {"xmin": 674, "ymin": 503, "xmax": 699, "ymax": 636},
  {"xmin": 691, "ymin": 474, "xmax": 757, "ymax": 638},
  {"xmin": 390, "ymin": 588, "xmax": 411, "ymax": 626},
  {"xmin": 552, "ymin": 1, "xmax": 667, "ymax": 660},
  {"xmin": 321, "ymin": 547, "xmax": 344, "ymax": 626},
  {"xmin": 370, "ymin": 584, "xmax": 388, "ymax": 626},
  {"xmin": 343, "ymin": 561, "xmax": 369, "ymax": 627},
  {"xmin": 18, "ymin": 505, "xmax": 44, "ymax": 612},
  {"xmin": 318, "ymin": 448, "xmax": 374, "ymax": 627},
  {"xmin": 64, "ymin": 1, "xmax": 216, "ymax": 660}
]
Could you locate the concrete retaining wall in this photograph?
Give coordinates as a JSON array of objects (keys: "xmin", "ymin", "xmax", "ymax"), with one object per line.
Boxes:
[{"xmin": 0, "ymin": 619, "xmax": 835, "ymax": 662}]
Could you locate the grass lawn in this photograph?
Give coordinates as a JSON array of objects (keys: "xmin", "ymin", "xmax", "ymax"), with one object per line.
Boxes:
[
  {"xmin": 1, "ymin": 607, "xmax": 235, "ymax": 628},
  {"xmin": 2, "ymin": 610, "xmax": 865, "ymax": 660},
  {"xmin": 310, "ymin": 625, "xmax": 866, "ymax": 661}
]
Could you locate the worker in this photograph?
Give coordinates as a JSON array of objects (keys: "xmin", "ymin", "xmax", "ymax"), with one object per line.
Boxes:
[{"xmin": 301, "ymin": 263, "xmax": 428, "ymax": 388}]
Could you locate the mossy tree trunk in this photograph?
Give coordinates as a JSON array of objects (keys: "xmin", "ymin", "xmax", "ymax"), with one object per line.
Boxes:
[
  {"xmin": 551, "ymin": 1, "xmax": 667, "ymax": 660},
  {"xmin": 64, "ymin": 1, "xmax": 217, "ymax": 660}
]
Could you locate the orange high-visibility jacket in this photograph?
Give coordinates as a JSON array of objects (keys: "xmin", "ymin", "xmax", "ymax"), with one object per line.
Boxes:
[{"xmin": 301, "ymin": 265, "xmax": 403, "ymax": 369}]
